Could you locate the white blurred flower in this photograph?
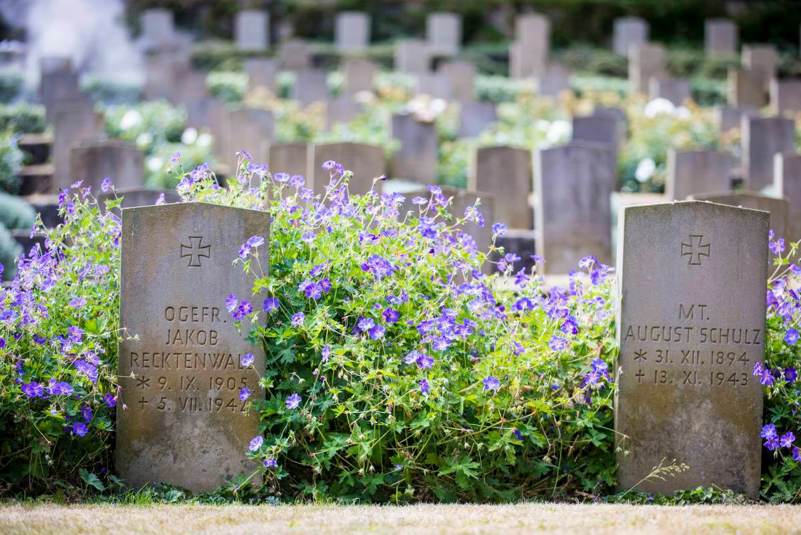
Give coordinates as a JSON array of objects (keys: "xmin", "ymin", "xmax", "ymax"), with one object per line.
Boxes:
[
  {"xmin": 135, "ymin": 132, "xmax": 153, "ymax": 149},
  {"xmin": 181, "ymin": 127, "xmax": 198, "ymax": 145},
  {"xmin": 120, "ymin": 109, "xmax": 143, "ymax": 130},
  {"xmin": 146, "ymin": 156, "xmax": 163, "ymax": 173},
  {"xmin": 675, "ymin": 106, "xmax": 691, "ymax": 119},
  {"xmin": 430, "ymin": 98, "xmax": 447, "ymax": 115},
  {"xmin": 546, "ymin": 120, "xmax": 571, "ymax": 144},
  {"xmin": 197, "ymin": 132, "xmax": 212, "ymax": 148},
  {"xmin": 643, "ymin": 98, "xmax": 675, "ymax": 118},
  {"xmin": 635, "ymin": 158, "xmax": 656, "ymax": 182},
  {"xmin": 354, "ymin": 90, "xmax": 375, "ymax": 104}
]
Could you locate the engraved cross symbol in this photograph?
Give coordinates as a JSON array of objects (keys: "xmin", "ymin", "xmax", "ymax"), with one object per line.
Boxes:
[
  {"xmin": 180, "ymin": 236, "xmax": 211, "ymax": 267},
  {"xmin": 681, "ymin": 234, "xmax": 710, "ymax": 266}
]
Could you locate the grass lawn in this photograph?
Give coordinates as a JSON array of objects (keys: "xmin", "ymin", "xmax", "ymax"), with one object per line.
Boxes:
[{"xmin": 2, "ymin": 503, "xmax": 801, "ymax": 534}]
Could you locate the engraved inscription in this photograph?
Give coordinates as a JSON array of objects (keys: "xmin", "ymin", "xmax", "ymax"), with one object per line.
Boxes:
[
  {"xmin": 681, "ymin": 234, "xmax": 710, "ymax": 266},
  {"xmin": 180, "ymin": 236, "xmax": 211, "ymax": 267}
]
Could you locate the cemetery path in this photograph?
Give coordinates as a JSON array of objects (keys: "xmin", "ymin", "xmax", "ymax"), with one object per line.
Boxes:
[{"xmin": 2, "ymin": 502, "xmax": 801, "ymax": 534}]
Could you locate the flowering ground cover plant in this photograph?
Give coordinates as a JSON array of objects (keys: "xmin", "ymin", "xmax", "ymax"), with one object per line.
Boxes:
[{"xmin": 1, "ymin": 159, "xmax": 801, "ymax": 504}]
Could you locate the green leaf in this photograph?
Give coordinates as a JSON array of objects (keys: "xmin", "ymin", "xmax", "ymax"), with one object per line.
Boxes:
[{"xmin": 79, "ymin": 469, "xmax": 105, "ymax": 492}]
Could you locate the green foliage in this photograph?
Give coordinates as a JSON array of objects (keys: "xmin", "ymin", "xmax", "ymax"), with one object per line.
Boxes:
[
  {"xmin": 82, "ymin": 77, "xmax": 141, "ymax": 105},
  {"xmin": 0, "ymin": 71, "xmax": 23, "ymax": 103},
  {"xmin": 0, "ymin": 131, "xmax": 23, "ymax": 192},
  {"xmin": 207, "ymin": 71, "xmax": 248, "ymax": 103},
  {"xmin": 0, "ymin": 191, "xmax": 35, "ymax": 230},
  {"xmin": 0, "ymin": 223, "xmax": 20, "ymax": 281},
  {"xmin": 0, "ymin": 103, "xmax": 47, "ymax": 134}
]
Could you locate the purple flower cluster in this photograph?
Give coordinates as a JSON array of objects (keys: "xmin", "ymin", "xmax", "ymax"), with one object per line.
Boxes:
[{"xmin": 226, "ymin": 294, "xmax": 253, "ymax": 321}]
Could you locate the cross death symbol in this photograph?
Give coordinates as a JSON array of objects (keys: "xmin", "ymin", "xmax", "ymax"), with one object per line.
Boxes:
[
  {"xmin": 635, "ymin": 369, "xmax": 645, "ymax": 383},
  {"xmin": 681, "ymin": 234, "xmax": 710, "ymax": 266},
  {"xmin": 180, "ymin": 236, "xmax": 211, "ymax": 267},
  {"xmin": 634, "ymin": 350, "xmax": 647, "ymax": 362}
]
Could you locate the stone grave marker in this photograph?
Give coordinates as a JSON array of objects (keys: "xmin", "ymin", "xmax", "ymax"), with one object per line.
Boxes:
[
  {"xmin": 629, "ymin": 43, "xmax": 666, "ymax": 94},
  {"xmin": 52, "ymin": 101, "xmax": 103, "ymax": 190},
  {"xmin": 326, "ymin": 96, "xmax": 364, "ymax": 129},
  {"xmin": 470, "ymin": 146, "xmax": 532, "ymax": 229},
  {"xmin": 743, "ymin": 45, "xmax": 777, "ymax": 92},
  {"xmin": 613, "ymin": 17, "xmax": 648, "ymax": 56},
  {"xmin": 235, "ymin": 10, "xmax": 269, "ymax": 51},
  {"xmin": 267, "ymin": 143, "xmax": 309, "ymax": 180},
  {"xmin": 100, "ymin": 188, "xmax": 180, "ymax": 210},
  {"xmin": 208, "ymin": 99, "xmax": 233, "ymax": 167},
  {"xmin": 342, "ymin": 58, "xmax": 377, "ymax": 95},
  {"xmin": 649, "ymin": 77, "xmax": 691, "ymax": 106},
  {"xmin": 335, "ymin": 11, "xmax": 370, "ymax": 53},
  {"xmin": 416, "ymin": 73, "xmax": 452, "ymax": 100},
  {"xmin": 245, "ymin": 58, "xmax": 278, "ymax": 93},
  {"xmin": 390, "ymin": 113, "xmax": 438, "ymax": 184},
  {"xmin": 394, "ymin": 39, "xmax": 430, "ymax": 75},
  {"xmin": 689, "ymin": 192, "xmax": 789, "ymax": 245},
  {"xmin": 311, "ymin": 142, "xmax": 385, "ymax": 195},
  {"xmin": 426, "ymin": 12, "xmax": 461, "ymax": 57},
  {"xmin": 70, "ymin": 140, "xmax": 144, "ymax": 191},
  {"xmin": 440, "ymin": 61, "xmax": 475, "ymax": 102},
  {"xmin": 769, "ymin": 79, "xmax": 801, "ymax": 116},
  {"xmin": 536, "ymin": 63, "xmax": 571, "ymax": 97},
  {"xmin": 117, "ymin": 202, "xmax": 268, "ymax": 493},
  {"xmin": 293, "ymin": 69, "xmax": 329, "ymax": 106},
  {"xmin": 510, "ymin": 13, "xmax": 549, "ymax": 79},
  {"xmin": 534, "ymin": 142, "xmax": 616, "ymax": 273},
  {"xmin": 665, "ymin": 149, "xmax": 737, "ymax": 200},
  {"xmin": 774, "ymin": 153, "xmax": 801, "ymax": 242},
  {"xmin": 140, "ymin": 8, "xmax": 176, "ymax": 51},
  {"xmin": 727, "ymin": 68, "xmax": 767, "ymax": 109},
  {"xmin": 705, "ymin": 19, "xmax": 738, "ymax": 56},
  {"xmin": 458, "ymin": 101, "xmax": 497, "ymax": 138},
  {"xmin": 715, "ymin": 105, "xmax": 751, "ymax": 134},
  {"xmin": 227, "ymin": 107, "xmax": 275, "ymax": 166},
  {"xmin": 278, "ymin": 40, "xmax": 311, "ymax": 72},
  {"xmin": 742, "ymin": 116, "xmax": 795, "ymax": 192},
  {"xmin": 572, "ymin": 113, "xmax": 622, "ymax": 155},
  {"xmin": 616, "ymin": 200, "xmax": 767, "ymax": 498}
]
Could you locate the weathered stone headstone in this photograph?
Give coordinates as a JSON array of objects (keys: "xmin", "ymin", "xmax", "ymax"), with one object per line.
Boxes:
[
  {"xmin": 613, "ymin": 17, "xmax": 648, "ymax": 56},
  {"xmin": 727, "ymin": 68, "xmax": 767, "ymax": 108},
  {"xmin": 616, "ymin": 200, "xmax": 766, "ymax": 498},
  {"xmin": 666, "ymin": 149, "xmax": 737, "ymax": 200},
  {"xmin": 39, "ymin": 57, "xmax": 84, "ymax": 121},
  {"xmin": 208, "ymin": 99, "xmax": 233, "ymax": 167},
  {"xmin": 649, "ymin": 77, "xmax": 691, "ymax": 106},
  {"xmin": 52, "ymin": 101, "xmax": 103, "ymax": 190},
  {"xmin": 534, "ymin": 142, "xmax": 616, "ymax": 273},
  {"xmin": 140, "ymin": 8, "xmax": 176, "ymax": 51},
  {"xmin": 394, "ymin": 39, "xmax": 430, "ymax": 75},
  {"xmin": 342, "ymin": 58, "xmax": 377, "ymax": 95},
  {"xmin": 226, "ymin": 107, "xmax": 275, "ymax": 166},
  {"xmin": 278, "ymin": 40, "xmax": 311, "ymax": 72},
  {"xmin": 335, "ymin": 11, "xmax": 370, "ymax": 53},
  {"xmin": 293, "ymin": 69, "xmax": 329, "ymax": 106},
  {"xmin": 326, "ymin": 95, "xmax": 364, "ymax": 129},
  {"xmin": 769, "ymin": 79, "xmax": 801, "ymax": 115},
  {"xmin": 426, "ymin": 12, "xmax": 461, "ymax": 57},
  {"xmin": 774, "ymin": 153, "xmax": 801, "ymax": 241},
  {"xmin": 742, "ymin": 116, "xmax": 795, "ymax": 192},
  {"xmin": 689, "ymin": 192, "xmax": 789, "ymax": 245},
  {"xmin": 705, "ymin": 19, "xmax": 738, "ymax": 56},
  {"xmin": 629, "ymin": 43, "xmax": 666, "ymax": 94},
  {"xmin": 471, "ymin": 146, "xmax": 532, "ymax": 229},
  {"xmin": 70, "ymin": 141, "xmax": 144, "ymax": 191},
  {"xmin": 117, "ymin": 202, "xmax": 268, "ymax": 493},
  {"xmin": 100, "ymin": 188, "xmax": 180, "ymax": 210},
  {"xmin": 440, "ymin": 61, "xmax": 475, "ymax": 102},
  {"xmin": 510, "ymin": 13, "xmax": 549, "ymax": 79},
  {"xmin": 743, "ymin": 45, "xmax": 777, "ymax": 92},
  {"xmin": 245, "ymin": 58, "xmax": 278, "ymax": 93},
  {"xmin": 390, "ymin": 113, "xmax": 438, "ymax": 184},
  {"xmin": 235, "ymin": 10, "xmax": 269, "ymax": 51},
  {"xmin": 267, "ymin": 143, "xmax": 309, "ymax": 179},
  {"xmin": 536, "ymin": 63, "xmax": 571, "ymax": 97},
  {"xmin": 572, "ymin": 113, "xmax": 622, "ymax": 155},
  {"xmin": 458, "ymin": 101, "xmax": 497, "ymax": 138},
  {"xmin": 416, "ymin": 73, "xmax": 452, "ymax": 100},
  {"xmin": 715, "ymin": 105, "xmax": 752, "ymax": 134},
  {"xmin": 311, "ymin": 142, "xmax": 385, "ymax": 194}
]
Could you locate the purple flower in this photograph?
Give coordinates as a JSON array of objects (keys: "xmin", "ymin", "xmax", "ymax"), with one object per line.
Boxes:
[
  {"xmin": 322, "ymin": 345, "xmax": 331, "ymax": 362},
  {"xmin": 419, "ymin": 378, "xmax": 430, "ymax": 395},
  {"xmin": 785, "ymin": 367, "xmax": 797, "ymax": 383},
  {"xmin": 291, "ymin": 312, "xmax": 305, "ymax": 327},
  {"xmin": 100, "ymin": 177, "xmax": 113, "ymax": 193},
  {"xmin": 263, "ymin": 297, "xmax": 279, "ymax": 313},
  {"xmin": 760, "ymin": 368, "xmax": 775, "ymax": 386},
  {"xmin": 263, "ymin": 458, "xmax": 278, "ymax": 469},
  {"xmin": 285, "ymin": 393, "xmax": 301, "ymax": 410},
  {"xmin": 103, "ymin": 393, "xmax": 117, "ymax": 408},
  {"xmin": 560, "ymin": 317, "xmax": 579, "ymax": 335},
  {"xmin": 225, "ymin": 294, "xmax": 239, "ymax": 313},
  {"xmin": 69, "ymin": 296, "xmax": 87, "ymax": 308},
  {"xmin": 548, "ymin": 336, "xmax": 569, "ymax": 352},
  {"xmin": 794, "ymin": 447, "xmax": 801, "ymax": 462},
  {"xmin": 239, "ymin": 387, "xmax": 252, "ymax": 401},
  {"xmin": 513, "ymin": 297, "xmax": 534, "ymax": 312},
  {"xmin": 780, "ymin": 431, "xmax": 796, "ymax": 448},
  {"xmin": 361, "ymin": 255, "xmax": 396, "ymax": 280},
  {"xmin": 483, "ymin": 375, "xmax": 501, "ymax": 392},
  {"xmin": 368, "ymin": 324, "xmax": 385, "ymax": 340},
  {"xmin": 239, "ymin": 235, "xmax": 265, "ymax": 259},
  {"xmin": 48, "ymin": 380, "xmax": 73, "ymax": 397},
  {"xmin": 21, "ymin": 381, "xmax": 45, "ymax": 398},
  {"xmin": 417, "ymin": 353, "xmax": 434, "ymax": 369},
  {"xmin": 491, "ymin": 223, "xmax": 507, "ymax": 237},
  {"xmin": 357, "ymin": 317, "xmax": 375, "ymax": 333},
  {"xmin": 513, "ymin": 429, "xmax": 523, "ymax": 440},
  {"xmin": 785, "ymin": 328, "xmax": 799, "ymax": 345},
  {"xmin": 249, "ymin": 435, "xmax": 264, "ymax": 452},
  {"xmin": 240, "ymin": 353, "xmax": 255, "ymax": 367},
  {"xmin": 232, "ymin": 300, "xmax": 253, "ymax": 321},
  {"xmin": 71, "ymin": 422, "xmax": 88, "ymax": 437},
  {"xmin": 761, "ymin": 423, "xmax": 778, "ymax": 440},
  {"xmin": 74, "ymin": 359, "xmax": 98, "ymax": 383},
  {"xmin": 81, "ymin": 405, "xmax": 93, "ymax": 422},
  {"xmin": 769, "ymin": 237, "xmax": 785, "ymax": 256},
  {"xmin": 383, "ymin": 308, "xmax": 400, "ymax": 323}
]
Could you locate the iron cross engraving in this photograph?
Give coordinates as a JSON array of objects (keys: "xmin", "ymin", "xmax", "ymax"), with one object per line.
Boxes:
[
  {"xmin": 180, "ymin": 236, "xmax": 211, "ymax": 267},
  {"xmin": 680, "ymin": 234, "xmax": 710, "ymax": 266}
]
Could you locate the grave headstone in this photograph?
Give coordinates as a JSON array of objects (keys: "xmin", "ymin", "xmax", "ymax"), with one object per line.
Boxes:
[
  {"xmin": 649, "ymin": 77, "xmax": 691, "ymax": 106},
  {"xmin": 470, "ymin": 146, "xmax": 532, "ymax": 229},
  {"xmin": 117, "ymin": 202, "xmax": 268, "ymax": 493},
  {"xmin": 416, "ymin": 73, "xmax": 452, "ymax": 100},
  {"xmin": 773, "ymin": 153, "xmax": 801, "ymax": 241},
  {"xmin": 326, "ymin": 95, "xmax": 364, "ymax": 129},
  {"xmin": 440, "ymin": 61, "xmax": 475, "ymax": 102},
  {"xmin": 140, "ymin": 8, "xmax": 176, "ymax": 51},
  {"xmin": 343, "ymin": 58, "xmax": 377, "ymax": 95},
  {"xmin": 267, "ymin": 143, "xmax": 309, "ymax": 179},
  {"xmin": 245, "ymin": 58, "xmax": 278, "ymax": 93},
  {"xmin": 534, "ymin": 142, "xmax": 616, "ymax": 273},
  {"xmin": 311, "ymin": 142, "xmax": 385, "ymax": 194},
  {"xmin": 743, "ymin": 45, "xmax": 778, "ymax": 92},
  {"xmin": 629, "ymin": 43, "xmax": 666, "ymax": 94},
  {"xmin": 536, "ymin": 63, "xmax": 571, "ymax": 97},
  {"xmin": 666, "ymin": 149, "xmax": 737, "ymax": 200},
  {"xmin": 616, "ymin": 200, "xmax": 767, "ymax": 498},
  {"xmin": 227, "ymin": 107, "xmax": 275, "ymax": 166},
  {"xmin": 426, "ymin": 12, "xmax": 461, "ymax": 57},
  {"xmin": 510, "ymin": 13, "xmax": 549, "ymax": 79},
  {"xmin": 39, "ymin": 57, "xmax": 84, "ymax": 121},
  {"xmin": 715, "ymin": 105, "xmax": 752, "ymax": 134},
  {"xmin": 52, "ymin": 101, "xmax": 103, "ymax": 190},
  {"xmin": 689, "ymin": 192, "xmax": 789, "ymax": 245},
  {"xmin": 705, "ymin": 19, "xmax": 738, "ymax": 56},
  {"xmin": 390, "ymin": 113, "xmax": 438, "ymax": 184},
  {"xmin": 769, "ymin": 79, "xmax": 801, "ymax": 115},
  {"xmin": 727, "ymin": 68, "xmax": 767, "ymax": 109},
  {"xmin": 278, "ymin": 40, "xmax": 311, "ymax": 72},
  {"xmin": 335, "ymin": 11, "xmax": 370, "ymax": 53},
  {"xmin": 742, "ymin": 116, "xmax": 795, "ymax": 192},
  {"xmin": 100, "ymin": 188, "xmax": 180, "ymax": 210},
  {"xmin": 458, "ymin": 101, "xmax": 497, "ymax": 138},
  {"xmin": 613, "ymin": 17, "xmax": 649, "ymax": 56},
  {"xmin": 70, "ymin": 141, "xmax": 144, "ymax": 191},
  {"xmin": 235, "ymin": 10, "xmax": 269, "ymax": 51},
  {"xmin": 394, "ymin": 39, "xmax": 430, "ymax": 75},
  {"xmin": 572, "ymin": 113, "xmax": 622, "ymax": 155},
  {"xmin": 293, "ymin": 69, "xmax": 329, "ymax": 106}
]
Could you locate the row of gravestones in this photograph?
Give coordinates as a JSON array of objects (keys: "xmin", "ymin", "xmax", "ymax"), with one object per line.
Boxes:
[{"xmin": 115, "ymin": 199, "xmax": 768, "ymax": 499}]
